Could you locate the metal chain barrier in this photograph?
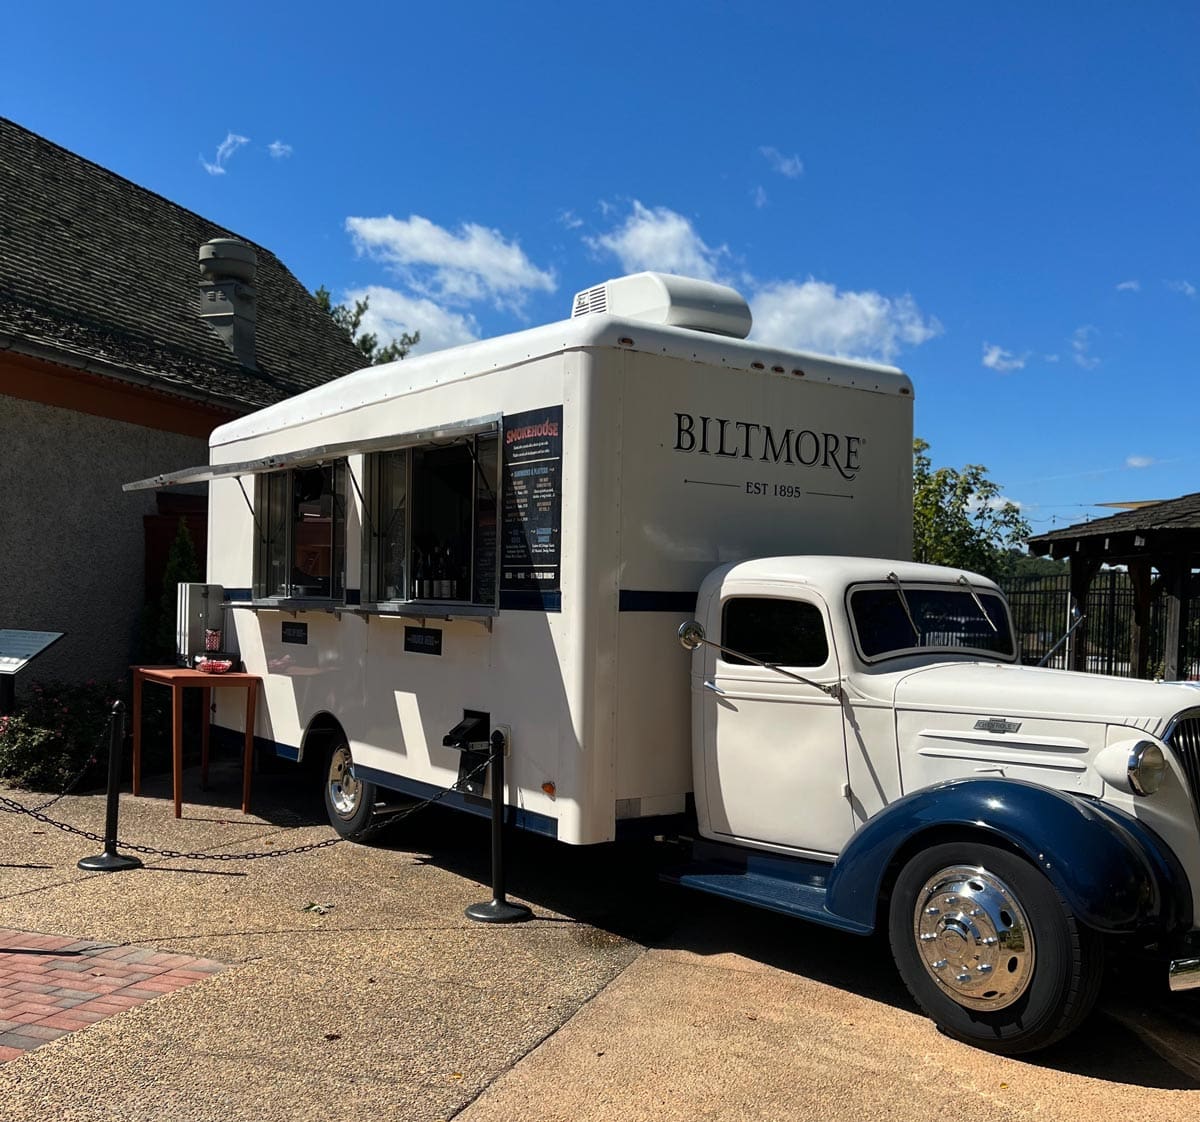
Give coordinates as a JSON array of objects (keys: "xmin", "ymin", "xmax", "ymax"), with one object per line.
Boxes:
[
  {"xmin": 30, "ymin": 711, "xmax": 114, "ymax": 813},
  {"xmin": 0, "ymin": 715, "xmax": 493, "ymax": 863}
]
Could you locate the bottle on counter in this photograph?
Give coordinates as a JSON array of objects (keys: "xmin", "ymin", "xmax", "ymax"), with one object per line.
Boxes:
[{"xmin": 414, "ymin": 548, "xmax": 428, "ymax": 599}]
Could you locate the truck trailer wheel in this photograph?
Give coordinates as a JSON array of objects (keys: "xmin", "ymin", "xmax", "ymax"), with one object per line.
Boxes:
[
  {"xmin": 324, "ymin": 741, "xmax": 378, "ymax": 839},
  {"xmin": 888, "ymin": 842, "xmax": 1102, "ymax": 1054}
]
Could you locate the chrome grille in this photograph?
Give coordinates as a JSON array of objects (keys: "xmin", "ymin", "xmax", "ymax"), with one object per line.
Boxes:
[{"xmin": 1166, "ymin": 713, "xmax": 1200, "ymax": 806}]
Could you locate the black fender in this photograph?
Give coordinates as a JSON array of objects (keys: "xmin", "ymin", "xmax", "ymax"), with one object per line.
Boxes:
[{"xmin": 824, "ymin": 778, "xmax": 1192, "ymax": 936}]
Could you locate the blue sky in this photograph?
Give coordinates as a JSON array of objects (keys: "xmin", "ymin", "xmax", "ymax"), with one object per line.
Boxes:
[{"xmin": 5, "ymin": 2, "xmax": 1198, "ymax": 533}]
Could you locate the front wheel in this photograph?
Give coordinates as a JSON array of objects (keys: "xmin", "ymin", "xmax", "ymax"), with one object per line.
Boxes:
[
  {"xmin": 888, "ymin": 842, "xmax": 1103, "ymax": 1054},
  {"xmin": 323, "ymin": 741, "xmax": 378, "ymax": 839}
]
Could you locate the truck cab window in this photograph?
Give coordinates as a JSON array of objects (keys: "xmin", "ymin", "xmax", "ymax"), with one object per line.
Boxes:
[
  {"xmin": 850, "ymin": 585, "xmax": 1015, "ymax": 661},
  {"xmin": 256, "ymin": 463, "xmax": 346, "ymax": 599},
  {"xmin": 366, "ymin": 433, "xmax": 498, "ymax": 604},
  {"xmin": 721, "ymin": 597, "xmax": 830, "ymax": 668}
]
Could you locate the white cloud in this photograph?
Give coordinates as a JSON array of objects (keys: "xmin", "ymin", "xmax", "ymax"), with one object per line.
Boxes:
[
  {"xmin": 586, "ymin": 201, "xmax": 728, "ymax": 282},
  {"xmin": 1168, "ymin": 279, "xmax": 1197, "ymax": 298},
  {"xmin": 752, "ymin": 185, "xmax": 768, "ymax": 209},
  {"xmin": 584, "ymin": 202, "xmax": 941, "ymax": 363},
  {"xmin": 346, "ymin": 285, "xmax": 479, "ymax": 355},
  {"xmin": 267, "ymin": 140, "xmax": 293, "ymax": 159},
  {"xmin": 969, "ymin": 494, "xmax": 1023, "ymax": 513},
  {"xmin": 200, "ymin": 132, "xmax": 249, "ymax": 175},
  {"xmin": 1115, "ymin": 279, "xmax": 1140, "ymax": 292},
  {"xmin": 346, "ymin": 214, "xmax": 555, "ymax": 311},
  {"xmin": 981, "ymin": 342, "xmax": 1029, "ymax": 373},
  {"xmin": 1126, "ymin": 455, "xmax": 1155, "ymax": 468},
  {"xmin": 1071, "ymin": 325, "xmax": 1100, "ymax": 369},
  {"xmin": 1043, "ymin": 354, "xmax": 1061, "ymax": 363},
  {"xmin": 558, "ymin": 209, "xmax": 583, "ymax": 230},
  {"xmin": 760, "ymin": 146, "xmax": 804, "ymax": 179},
  {"xmin": 750, "ymin": 279, "xmax": 942, "ymax": 363}
]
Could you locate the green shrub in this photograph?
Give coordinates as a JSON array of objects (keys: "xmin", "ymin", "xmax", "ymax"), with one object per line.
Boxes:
[
  {"xmin": 138, "ymin": 517, "xmax": 201, "ymax": 664},
  {"xmin": 0, "ymin": 680, "xmax": 127, "ymax": 792}
]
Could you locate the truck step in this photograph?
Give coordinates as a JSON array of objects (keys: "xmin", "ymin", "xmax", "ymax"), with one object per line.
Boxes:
[{"xmin": 663, "ymin": 849, "xmax": 872, "ymax": 936}]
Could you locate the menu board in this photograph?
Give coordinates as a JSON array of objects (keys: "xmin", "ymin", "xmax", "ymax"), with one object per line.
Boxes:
[{"xmin": 500, "ymin": 406, "xmax": 563, "ymax": 593}]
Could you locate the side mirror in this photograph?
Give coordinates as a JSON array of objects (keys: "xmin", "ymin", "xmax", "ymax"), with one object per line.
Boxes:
[{"xmin": 678, "ymin": 620, "xmax": 706, "ymax": 651}]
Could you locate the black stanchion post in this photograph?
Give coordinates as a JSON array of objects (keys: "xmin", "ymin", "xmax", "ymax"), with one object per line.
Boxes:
[
  {"xmin": 78, "ymin": 701, "xmax": 143, "ymax": 873},
  {"xmin": 465, "ymin": 729, "xmax": 532, "ymax": 924}
]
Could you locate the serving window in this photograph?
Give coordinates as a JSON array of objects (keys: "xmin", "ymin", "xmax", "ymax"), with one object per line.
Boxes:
[
  {"xmin": 255, "ymin": 463, "xmax": 346, "ymax": 600},
  {"xmin": 365, "ymin": 432, "xmax": 498, "ymax": 605}
]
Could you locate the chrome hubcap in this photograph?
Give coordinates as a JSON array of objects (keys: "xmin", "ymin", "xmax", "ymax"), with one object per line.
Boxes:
[
  {"xmin": 912, "ymin": 864, "xmax": 1035, "ymax": 1011},
  {"xmin": 327, "ymin": 744, "xmax": 362, "ymax": 819}
]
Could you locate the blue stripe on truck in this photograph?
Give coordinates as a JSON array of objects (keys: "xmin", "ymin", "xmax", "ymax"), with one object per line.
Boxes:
[
  {"xmin": 499, "ymin": 590, "xmax": 562, "ymax": 612},
  {"xmin": 618, "ymin": 590, "xmax": 698, "ymax": 612},
  {"xmin": 222, "ymin": 589, "xmax": 693, "ymax": 612}
]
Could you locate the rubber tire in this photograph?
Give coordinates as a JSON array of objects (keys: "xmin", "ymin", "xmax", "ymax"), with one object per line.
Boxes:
[
  {"xmin": 888, "ymin": 841, "xmax": 1103, "ymax": 1054},
  {"xmin": 323, "ymin": 740, "xmax": 378, "ymax": 840}
]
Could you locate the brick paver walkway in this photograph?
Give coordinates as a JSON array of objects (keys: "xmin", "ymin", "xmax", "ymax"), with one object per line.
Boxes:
[{"xmin": 0, "ymin": 928, "xmax": 226, "ymax": 1061}]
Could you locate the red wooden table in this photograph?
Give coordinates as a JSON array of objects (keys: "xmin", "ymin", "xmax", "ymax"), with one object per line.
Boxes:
[{"xmin": 131, "ymin": 666, "xmax": 261, "ymax": 818}]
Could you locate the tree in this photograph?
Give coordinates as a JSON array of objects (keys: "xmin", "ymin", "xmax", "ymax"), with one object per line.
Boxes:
[
  {"xmin": 140, "ymin": 518, "xmax": 201, "ymax": 662},
  {"xmin": 315, "ymin": 287, "xmax": 419, "ymax": 363},
  {"xmin": 994, "ymin": 551, "xmax": 1068, "ymax": 582},
  {"xmin": 912, "ymin": 438, "xmax": 1031, "ymax": 580}
]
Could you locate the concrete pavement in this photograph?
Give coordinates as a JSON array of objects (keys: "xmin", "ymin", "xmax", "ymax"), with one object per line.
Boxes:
[{"xmin": 0, "ymin": 754, "xmax": 1197, "ymax": 1121}]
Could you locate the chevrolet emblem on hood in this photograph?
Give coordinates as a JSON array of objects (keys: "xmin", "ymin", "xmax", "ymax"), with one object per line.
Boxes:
[{"xmin": 974, "ymin": 718, "xmax": 1022, "ymax": 734}]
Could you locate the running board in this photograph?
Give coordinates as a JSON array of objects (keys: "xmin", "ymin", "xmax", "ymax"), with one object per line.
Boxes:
[{"xmin": 661, "ymin": 841, "xmax": 872, "ymax": 936}]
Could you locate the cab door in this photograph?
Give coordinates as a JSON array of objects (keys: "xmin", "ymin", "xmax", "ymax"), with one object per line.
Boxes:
[{"xmin": 699, "ymin": 589, "xmax": 853, "ymax": 855}]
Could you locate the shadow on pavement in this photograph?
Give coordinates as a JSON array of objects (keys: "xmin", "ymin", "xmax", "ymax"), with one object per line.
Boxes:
[
  {"xmin": 377, "ymin": 806, "xmax": 1200, "ymax": 1091},
  {"xmin": 120, "ymin": 756, "xmax": 1200, "ymax": 1091}
]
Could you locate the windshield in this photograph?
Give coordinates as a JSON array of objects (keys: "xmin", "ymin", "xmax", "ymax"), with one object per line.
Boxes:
[{"xmin": 849, "ymin": 583, "xmax": 1016, "ymax": 662}]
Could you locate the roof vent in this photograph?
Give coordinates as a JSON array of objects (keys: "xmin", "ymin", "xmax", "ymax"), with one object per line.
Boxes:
[
  {"xmin": 570, "ymin": 272, "xmax": 752, "ymax": 339},
  {"xmin": 573, "ymin": 283, "xmax": 608, "ymax": 318},
  {"xmin": 198, "ymin": 238, "xmax": 257, "ymax": 367}
]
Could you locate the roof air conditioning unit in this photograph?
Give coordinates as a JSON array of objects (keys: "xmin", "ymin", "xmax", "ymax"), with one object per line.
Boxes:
[{"xmin": 570, "ymin": 272, "xmax": 752, "ymax": 339}]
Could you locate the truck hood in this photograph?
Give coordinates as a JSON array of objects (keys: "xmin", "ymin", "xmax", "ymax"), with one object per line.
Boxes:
[{"xmin": 888, "ymin": 662, "xmax": 1200, "ymax": 738}]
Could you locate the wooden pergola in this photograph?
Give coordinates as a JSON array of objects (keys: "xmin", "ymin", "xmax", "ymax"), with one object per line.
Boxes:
[{"xmin": 1027, "ymin": 492, "xmax": 1200, "ymax": 680}]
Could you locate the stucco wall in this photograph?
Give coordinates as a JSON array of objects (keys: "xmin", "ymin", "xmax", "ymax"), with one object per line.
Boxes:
[{"xmin": 0, "ymin": 394, "xmax": 206, "ymax": 690}]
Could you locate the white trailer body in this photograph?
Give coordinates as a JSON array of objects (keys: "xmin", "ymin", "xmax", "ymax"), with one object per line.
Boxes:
[
  {"xmin": 128, "ymin": 273, "xmax": 1200, "ymax": 1054},
  {"xmin": 192, "ymin": 275, "xmax": 912, "ymax": 844}
]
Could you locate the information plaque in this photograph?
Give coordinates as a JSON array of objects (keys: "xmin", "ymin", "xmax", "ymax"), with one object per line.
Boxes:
[
  {"xmin": 0, "ymin": 630, "xmax": 65, "ymax": 715},
  {"xmin": 0, "ymin": 630, "xmax": 64, "ymax": 675}
]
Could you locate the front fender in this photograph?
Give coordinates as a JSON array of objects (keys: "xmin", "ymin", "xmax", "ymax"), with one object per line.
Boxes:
[{"xmin": 824, "ymin": 778, "xmax": 1191, "ymax": 936}]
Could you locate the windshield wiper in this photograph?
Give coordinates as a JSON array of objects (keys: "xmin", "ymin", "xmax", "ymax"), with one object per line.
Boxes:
[
  {"xmin": 887, "ymin": 572, "xmax": 922, "ymax": 643},
  {"xmin": 957, "ymin": 574, "xmax": 999, "ymax": 632}
]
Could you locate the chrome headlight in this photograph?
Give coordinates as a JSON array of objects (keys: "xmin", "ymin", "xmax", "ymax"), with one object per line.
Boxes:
[
  {"xmin": 1128, "ymin": 741, "xmax": 1167, "ymax": 796},
  {"xmin": 1096, "ymin": 738, "xmax": 1168, "ymax": 797}
]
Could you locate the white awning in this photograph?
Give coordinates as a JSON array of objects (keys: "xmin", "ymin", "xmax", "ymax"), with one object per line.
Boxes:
[{"xmin": 123, "ymin": 414, "xmax": 501, "ymax": 492}]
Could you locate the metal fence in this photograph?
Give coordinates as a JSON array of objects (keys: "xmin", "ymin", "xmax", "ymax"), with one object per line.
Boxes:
[{"xmin": 1002, "ymin": 571, "xmax": 1200, "ymax": 679}]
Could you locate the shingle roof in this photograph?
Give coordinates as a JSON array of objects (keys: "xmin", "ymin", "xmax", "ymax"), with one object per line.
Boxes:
[
  {"xmin": 1029, "ymin": 492, "xmax": 1200, "ymax": 546},
  {"xmin": 1027, "ymin": 491, "xmax": 1200, "ymax": 562},
  {"xmin": 0, "ymin": 117, "xmax": 363, "ymax": 411}
]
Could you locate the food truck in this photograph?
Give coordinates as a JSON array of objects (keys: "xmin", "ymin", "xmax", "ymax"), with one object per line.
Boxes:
[{"xmin": 130, "ymin": 272, "xmax": 1200, "ymax": 1053}]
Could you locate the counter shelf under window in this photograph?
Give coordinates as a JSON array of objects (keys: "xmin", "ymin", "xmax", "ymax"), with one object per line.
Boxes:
[{"xmin": 363, "ymin": 432, "xmax": 498, "ymax": 610}]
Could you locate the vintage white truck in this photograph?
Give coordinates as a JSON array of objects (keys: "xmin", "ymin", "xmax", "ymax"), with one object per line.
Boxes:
[{"xmin": 130, "ymin": 270, "xmax": 1200, "ymax": 1054}]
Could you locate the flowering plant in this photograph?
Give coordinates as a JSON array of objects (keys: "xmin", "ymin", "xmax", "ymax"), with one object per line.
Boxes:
[{"xmin": 0, "ymin": 680, "xmax": 126, "ymax": 791}]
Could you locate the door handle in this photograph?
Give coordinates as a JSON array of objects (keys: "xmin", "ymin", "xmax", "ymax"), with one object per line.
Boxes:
[{"xmin": 702, "ymin": 680, "xmax": 725, "ymax": 695}]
